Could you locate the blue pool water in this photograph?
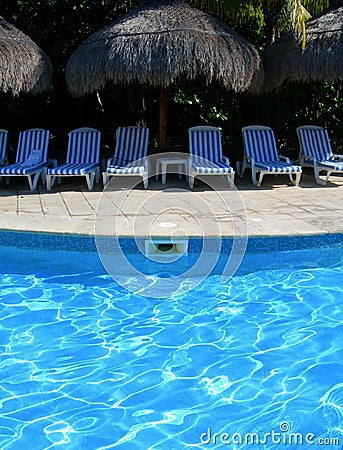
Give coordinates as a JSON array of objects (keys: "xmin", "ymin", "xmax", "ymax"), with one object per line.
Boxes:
[{"xmin": 0, "ymin": 232, "xmax": 342, "ymax": 449}]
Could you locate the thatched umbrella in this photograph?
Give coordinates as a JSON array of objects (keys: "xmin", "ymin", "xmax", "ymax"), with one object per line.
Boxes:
[
  {"xmin": 66, "ymin": 0, "xmax": 264, "ymax": 151},
  {"xmin": 0, "ymin": 16, "xmax": 53, "ymax": 95},
  {"xmin": 263, "ymin": 6, "xmax": 343, "ymax": 91}
]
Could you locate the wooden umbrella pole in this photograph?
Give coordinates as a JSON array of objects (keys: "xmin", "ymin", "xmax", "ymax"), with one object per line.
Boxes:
[{"xmin": 158, "ymin": 86, "xmax": 169, "ymax": 152}]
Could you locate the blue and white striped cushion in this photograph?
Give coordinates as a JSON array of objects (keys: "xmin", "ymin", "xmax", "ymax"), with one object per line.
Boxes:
[
  {"xmin": 254, "ymin": 161, "xmax": 302, "ymax": 173},
  {"xmin": 48, "ymin": 163, "xmax": 98, "ymax": 176},
  {"xmin": 243, "ymin": 128, "xmax": 279, "ymax": 162},
  {"xmin": 0, "ymin": 162, "xmax": 47, "ymax": 175},
  {"xmin": 189, "ymin": 130, "xmax": 223, "ymax": 163},
  {"xmin": 192, "ymin": 159, "xmax": 234, "ymax": 174},
  {"xmin": 106, "ymin": 166, "xmax": 145, "ymax": 175},
  {"xmin": 297, "ymin": 127, "xmax": 333, "ymax": 161},
  {"xmin": 316, "ymin": 160, "xmax": 343, "ymax": 171},
  {"xmin": 16, "ymin": 129, "xmax": 50, "ymax": 163},
  {"xmin": 114, "ymin": 127, "xmax": 149, "ymax": 162},
  {"xmin": 66, "ymin": 130, "xmax": 101, "ymax": 164}
]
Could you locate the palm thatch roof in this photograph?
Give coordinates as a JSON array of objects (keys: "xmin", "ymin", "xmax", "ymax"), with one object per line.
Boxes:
[
  {"xmin": 0, "ymin": 16, "xmax": 53, "ymax": 95},
  {"xmin": 66, "ymin": 0, "xmax": 264, "ymax": 95},
  {"xmin": 263, "ymin": 6, "xmax": 343, "ymax": 91}
]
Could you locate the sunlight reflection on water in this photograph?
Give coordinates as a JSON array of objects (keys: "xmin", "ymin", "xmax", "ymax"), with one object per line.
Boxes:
[{"xmin": 0, "ymin": 239, "xmax": 342, "ymax": 449}]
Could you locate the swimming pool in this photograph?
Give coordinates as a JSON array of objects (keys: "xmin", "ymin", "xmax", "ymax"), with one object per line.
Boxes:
[{"xmin": 0, "ymin": 231, "xmax": 342, "ymax": 449}]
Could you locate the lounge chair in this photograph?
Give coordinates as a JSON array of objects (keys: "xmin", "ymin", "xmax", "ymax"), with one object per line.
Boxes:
[
  {"xmin": 46, "ymin": 127, "xmax": 101, "ymax": 191},
  {"xmin": 241, "ymin": 125, "xmax": 302, "ymax": 187},
  {"xmin": 0, "ymin": 129, "xmax": 8, "ymax": 166},
  {"xmin": 188, "ymin": 125, "xmax": 235, "ymax": 188},
  {"xmin": 0, "ymin": 128, "xmax": 50, "ymax": 191},
  {"xmin": 296, "ymin": 125, "xmax": 343, "ymax": 185},
  {"xmin": 103, "ymin": 126, "xmax": 149, "ymax": 188}
]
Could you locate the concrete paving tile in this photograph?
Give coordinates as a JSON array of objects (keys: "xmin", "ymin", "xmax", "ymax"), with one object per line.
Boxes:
[
  {"xmin": 39, "ymin": 193, "xmax": 71, "ymax": 216},
  {"xmin": 18, "ymin": 197, "xmax": 43, "ymax": 214},
  {"xmin": 80, "ymin": 191, "xmax": 103, "ymax": 210},
  {"xmin": 0, "ymin": 200, "xmax": 17, "ymax": 213},
  {"xmin": 61, "ymin": 192, "xmax": 96, "ymax": 216},
  {"xmin": 0, "ymin": 175, "xmax": 342, "ymax": 237}
]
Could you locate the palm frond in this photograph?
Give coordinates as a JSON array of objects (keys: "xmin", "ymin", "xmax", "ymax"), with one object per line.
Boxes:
[{"xmin": 291, "ymin": 0, "xmax": 312, "ymax": 48}]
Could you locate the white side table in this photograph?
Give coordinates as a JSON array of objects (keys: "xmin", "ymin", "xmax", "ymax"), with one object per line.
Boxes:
[{"xmin": 155, "ymin": 156, "xmax": 189, "ymax": 185}]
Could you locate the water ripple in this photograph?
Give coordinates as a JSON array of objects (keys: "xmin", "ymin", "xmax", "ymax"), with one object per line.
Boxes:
[{"xmin": 0, "ymin": 246, "xmax": 342, "ymax": 449}]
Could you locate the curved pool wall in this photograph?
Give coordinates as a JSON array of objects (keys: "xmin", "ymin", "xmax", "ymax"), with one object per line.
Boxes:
[
  {"xmin": 2, "ymin": 230, "xmax": 343, "ymax": 251},
  {"xmin": 1, "ymin": 230, "xmax": 342, "ymax": 277}
]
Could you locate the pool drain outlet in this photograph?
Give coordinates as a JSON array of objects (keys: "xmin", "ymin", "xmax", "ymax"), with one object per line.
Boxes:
[{"xmin": 144, "ymin": 238, "xmax": 188, "ymax": 259}]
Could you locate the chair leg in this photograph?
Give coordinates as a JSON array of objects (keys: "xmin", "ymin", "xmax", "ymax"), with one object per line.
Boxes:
[
  {"xmin": 314, "ymin": 166, "xmax": 326, "ymax": 185},
  {"xmin": 188, "ymin": 175, "xmax": 195, "ymax": 188},
  {"xmin": 27, "ymin": 171, "xmax": 41, "ymax": 191},
  {"xmin": 95, "ymin": 167, "xmax": 100, "ymax": 184},
  {"xmin": 27, "ymin": 175, "xmax": 34, "ymax": 191},
  {"xmin": 143, "ymin": 174, "xmax": 149, "ymax": 189},
  {"xmin": 238, "ymin": 159, "xmax": 250, "ymax": 178},
  {"xmin": 289, "ymin": 172, "xmax": 301, "ymax": 186},
  {"xmin": 102, "ymin": 172, "xmax": 109, "ymax": 188},
  {"xmin": 46, "ymin": 174, "xmax": 56, "ymax": 191},
  {"xmin": 251, "ymin": 168, "xmax": 261, "ymax": 186},
  {"xmin": 241, "ymin": 162, "xmax": 247, "ymax": 177},
  {"xmin": 227, "ymin": 173, "xmax": 235, "ymax": 187},
  {"xmin": 31, "ymin": 170, "xmax": 43, "ymax": 190},
  {"xmin": 236, "ymin": 161, "xmax": 242, "ymax": 177},
  {"xmin": 257, "ymin": 172, "xmax": 264, "ymax": 187},
  {"xmin": 161, "ymin": 161, "xmax": 167, "ymax": 185},
  {"xmin": 46, "ymin": 175, "xmax": 52, "ymax": 191},
  {"xmin": 86, "ymin": 173, "xmax": 95, "ymax": 190},
  {"xmin": 325, "ymin": 171, "xmax": 332, "ymax": 184},
  {"xmin": 41, "ymin": 167, "xmax": 48, "ymax": 183},
  {"xmin": 155, "ymin": 160, "xmax": 160, "ymax": 181}
]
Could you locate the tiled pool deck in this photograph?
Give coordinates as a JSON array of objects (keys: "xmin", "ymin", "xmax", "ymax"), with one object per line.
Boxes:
[{"xmin": 0, "ymin": 169, "xmax": 342, "ymax": 237}]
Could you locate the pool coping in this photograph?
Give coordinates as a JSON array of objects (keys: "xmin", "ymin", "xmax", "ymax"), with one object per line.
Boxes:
[{"xmin": 0, "ymin": 171, "xmax": 342, "ymax": 238}]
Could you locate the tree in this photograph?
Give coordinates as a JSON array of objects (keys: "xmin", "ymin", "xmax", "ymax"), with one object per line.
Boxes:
[
  {"xmin": 190, "ymin": 0, "xmax": 331, "ymax": 45},
  {"xmin": 0, "ymin": 0, "xmax": 341, "ymax": 160}
]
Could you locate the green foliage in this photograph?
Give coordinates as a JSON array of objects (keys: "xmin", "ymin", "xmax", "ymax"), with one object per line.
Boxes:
[{"xmin": 0, "ymin": 0, "xmax": 341, "ymax": 158}]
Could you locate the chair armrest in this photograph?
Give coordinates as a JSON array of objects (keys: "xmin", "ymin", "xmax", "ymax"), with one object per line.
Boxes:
[
  {"xmin": 279, "ymin": 155, "xmax": 291, "ymax": 163},
  {"xmin": 332, "ymin": 154, "xmax": 343, "ymax": 161},
  {"xmin": 188, "ymin": 157, "xmax": 196, "ymax": 173},
  {"xmin": 107, "ymin": 157, "xmax": 114, "ymax": 168},
  {"xmin": 222, "ymin": 156, "xmax": 230, "ymax": 165},
  {"xmin": 305, "ymin": 155, "xmax": 316, "ymax": 163}
]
